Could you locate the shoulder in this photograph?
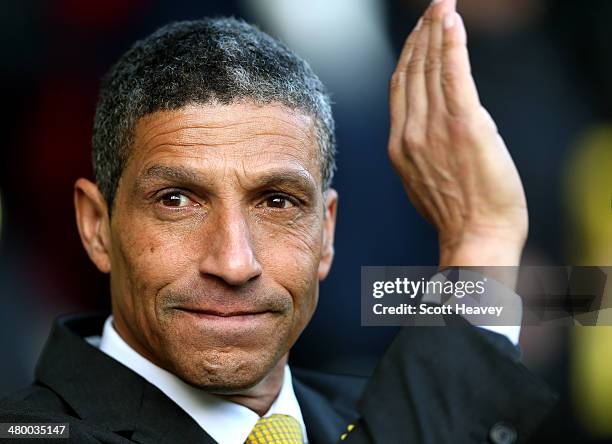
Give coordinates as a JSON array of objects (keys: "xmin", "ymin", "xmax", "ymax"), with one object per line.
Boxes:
[
  {"xmin": 0, "ymin": 385, "xmax": 107, "ymax": 443},
  {"xmin": 0, "ymin": 384, "xmax": 70, "ymax": 418}
]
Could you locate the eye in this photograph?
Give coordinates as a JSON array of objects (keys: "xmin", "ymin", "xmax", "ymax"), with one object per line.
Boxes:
[
  {"xmin": 263, "ymin": 194, "xmax": 296, "ymax": 209},
  {"xmin": 159, "ymin": 192, "xmax": 197, "ymax": 208}
]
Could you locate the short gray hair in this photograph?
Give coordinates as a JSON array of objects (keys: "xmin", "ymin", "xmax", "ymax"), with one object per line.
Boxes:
[{"xmin": 92, "ymin": 17, "xmax": 336, "ymax": 211}]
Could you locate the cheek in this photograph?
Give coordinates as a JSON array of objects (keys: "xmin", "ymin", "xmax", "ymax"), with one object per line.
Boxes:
[
  {"xmin": 139, "ymin": 226, "xmax": 196, "ymax": 282},
  {"xmin": 255, "ymin": 221, "xmax": 322, "ymax": 322},
  {"xmin": 111, "ymin": 218, "xmax": 196, "ymax": 313}
]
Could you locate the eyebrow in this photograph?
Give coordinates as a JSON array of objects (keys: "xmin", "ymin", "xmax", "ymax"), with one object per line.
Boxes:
[
  {"xmin": 133, "ymin": 165, "xmax": 205, "ymax": 194},
  {"xmin": 133, "ymin": 164, "xmax": 318, "ymax": 197},
  {"xmin": 245, "ymin": 169, "xmax": 317, "ymax": 197}
]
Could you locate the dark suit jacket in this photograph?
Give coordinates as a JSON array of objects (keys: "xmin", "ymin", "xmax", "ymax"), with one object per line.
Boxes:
[{"xmin": 0, "ymin": 313, "xmax": 556, "ymax": 443}]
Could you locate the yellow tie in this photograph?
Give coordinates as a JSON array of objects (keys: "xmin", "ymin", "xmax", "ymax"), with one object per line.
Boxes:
[{"xmin": 245, "ymin": 414, "xmax": 304, "ymax": 444}]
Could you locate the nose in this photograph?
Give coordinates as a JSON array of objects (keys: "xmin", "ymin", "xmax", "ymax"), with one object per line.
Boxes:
[{"xmin": 198, "ymin": 207, "xmax": 262, "ymax": 286}]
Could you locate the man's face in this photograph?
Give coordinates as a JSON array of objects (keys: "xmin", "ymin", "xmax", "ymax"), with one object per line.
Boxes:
[{"xmin": 81, "ymin": 103, "xmax": 337, "ymax": 392}]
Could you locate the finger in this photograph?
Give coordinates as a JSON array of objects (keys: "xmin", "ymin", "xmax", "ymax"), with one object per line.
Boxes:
[
  {"xmin": 397, "ymin": 17, "xmax": 423, "ymax": 72},
  {"xmin": 389, "ymin": 18, "xmax": 423, "ymax": 131},
  {"xmin": 441, "ymin": 12, "xmax": 481, "ymax": 116},
  {"xmin": 405, "ymin": 10, "xmax": 432, "ymax": 126},
  {"xmin": 426, "ymin": 0, "xmax": 455, "ymax": 112}
]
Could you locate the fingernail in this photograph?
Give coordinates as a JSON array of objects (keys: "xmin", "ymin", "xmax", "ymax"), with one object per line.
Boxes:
[
  {"xmin": 415, "ymin": 17, "xmax": 423, "ymax": 30},
  {"xmin": 443, "ymin": 12, "xmax": 456, "ymax": 29},
  {"xmin": 432, "ymin": 0, "xmax": 443, "ymax": 4}
]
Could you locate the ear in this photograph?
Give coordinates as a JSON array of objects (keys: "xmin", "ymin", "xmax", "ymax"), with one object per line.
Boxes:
[
  {"xmin": 318, "ymin": 188, "xmax": 338, "ymax": 281},
  {"xmin": 74, "ymin": 178, "xmax": 112, "ymax": 273}
]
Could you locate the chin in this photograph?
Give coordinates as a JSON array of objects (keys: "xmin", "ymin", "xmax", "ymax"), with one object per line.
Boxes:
[{"xmin": 166, "ymin": 345, "xmax": 285, "ymax": 393}]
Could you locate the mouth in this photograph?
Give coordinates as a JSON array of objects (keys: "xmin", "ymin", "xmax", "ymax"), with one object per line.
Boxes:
[{"xmin": 174, "ymin": 307, "xmax": 276, "ymax": 323}]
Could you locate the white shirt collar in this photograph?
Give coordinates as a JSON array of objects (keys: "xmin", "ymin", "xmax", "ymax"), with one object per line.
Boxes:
[{"xmin": 97, "ymin": 316, "xmax": 308, "ymax": 444}]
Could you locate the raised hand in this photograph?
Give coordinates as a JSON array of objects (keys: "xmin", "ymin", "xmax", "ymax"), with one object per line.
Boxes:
[{"xmin": 388, "ymin": 0, "xmax": 528, "ymax": 267}]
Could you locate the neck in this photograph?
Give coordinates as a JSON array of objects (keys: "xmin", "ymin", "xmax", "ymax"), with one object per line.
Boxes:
[{"xmin": 216, "ymin": 354, "xmax": 288, "ymax": 416}]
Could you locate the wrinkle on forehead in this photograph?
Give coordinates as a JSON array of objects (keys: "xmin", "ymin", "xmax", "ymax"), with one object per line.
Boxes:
[
  {"xmin": 128, "ymin": 102, "xmax": 321, "ymax": 186},
  {"xmin": 136, "ymin": 102, "xmax": 315, "ymax": 150}
]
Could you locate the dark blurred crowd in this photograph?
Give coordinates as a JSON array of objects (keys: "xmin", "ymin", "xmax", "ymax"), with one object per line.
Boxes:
[{"xmin": 1, "ymin": 0, "xmax": 612, "ymax": 441}]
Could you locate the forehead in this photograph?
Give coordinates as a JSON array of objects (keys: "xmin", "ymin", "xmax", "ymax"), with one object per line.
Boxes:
[{"xmin": 128, "ymin": 102, "xmax": 320, "ymax": 184}]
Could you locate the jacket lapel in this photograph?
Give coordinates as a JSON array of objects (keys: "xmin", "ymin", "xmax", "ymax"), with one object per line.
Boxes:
[
  {"xmin": 35, "ymin": 313, "xmax": 216, "ymax": 444},
  {"xmin": 293, "ymin": 374, "xmax": 353, "ymax": 444},
  {"xmin": 131, "ymin": 381, "xmax": 216, "ymax": 444}
]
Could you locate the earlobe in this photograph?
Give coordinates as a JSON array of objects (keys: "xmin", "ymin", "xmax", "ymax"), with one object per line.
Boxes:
[
  {"xmin": 74, "ymin": 178, "xmax": 112, "ymax": 274},
  {"xmin": 318, "ymin": 189, "xmax": 338, "ymax": 281}
]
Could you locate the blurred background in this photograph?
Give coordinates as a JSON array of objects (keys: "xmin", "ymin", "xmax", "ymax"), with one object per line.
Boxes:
[{"xmin": 1, "ymin": 0, "xmax": 612, "ymax": 441}]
